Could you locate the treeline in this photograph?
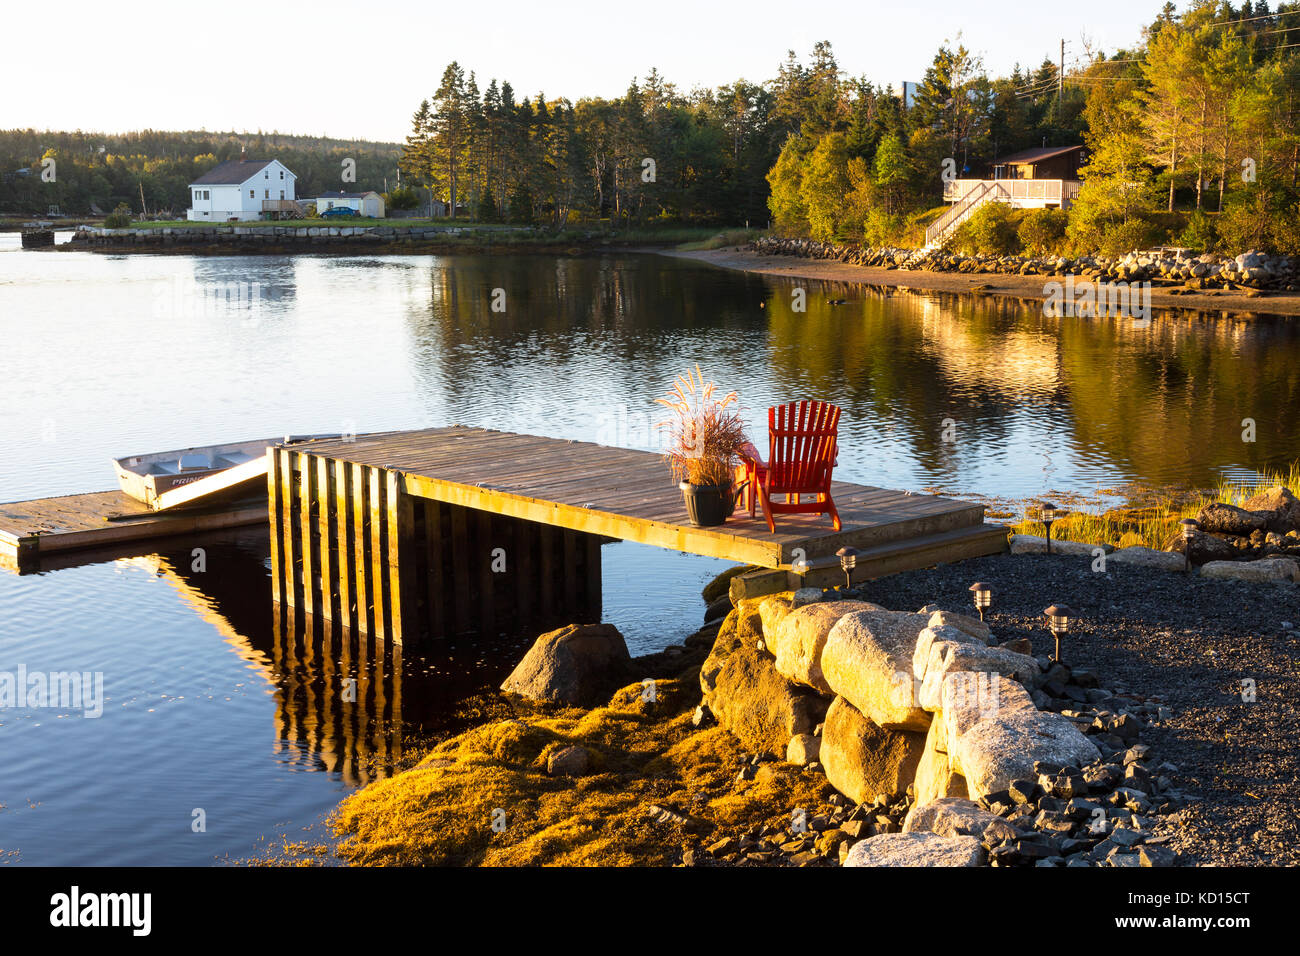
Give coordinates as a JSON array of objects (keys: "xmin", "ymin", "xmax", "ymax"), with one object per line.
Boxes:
[
  {"xmin": 768, "ymin": 0, "xmax": 1300, "ymax": 254},
  {"xmin": 400, "ymin": 62, "xmax": 792, "ymax": 227},
  {"xmin": 0, "ymin": 129, "xmax": 401, "ymax": 216}
]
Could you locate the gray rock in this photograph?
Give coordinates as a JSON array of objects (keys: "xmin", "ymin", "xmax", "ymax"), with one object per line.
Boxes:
[
  {"xmin": 1108, "ymin": 546, "xmax": 1186, "ymax": 572},
  {"xmin": 1010, "ymin": 535, "xmax": 1113, "ymax": 556},
  {"xmin": 1200, "ymin": 557, "xmax": 1300, "ymax": 583},
  {"xmin": 500, "ymin": 623, "xmax": 632, "ymax": 706},
  {"xmin": 821, "ymin": 609, "xmax": 930, "ymax": 730},
  {"xmin": 843, "ymin": 831, "xmax": 986, "ymax": 867},
  {"xmin": 820, "ymin": 696, "xmax": 925, "ymax": 805},
  {"xmin": 546, "ymin": 744, "xmax": 591, "ymax": 776},
  {"xmin": 903, "ymin": 797, "xmax": 1018, "ymax": 842}
]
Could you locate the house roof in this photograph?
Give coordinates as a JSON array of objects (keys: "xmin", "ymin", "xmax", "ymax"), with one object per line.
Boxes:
[
  {"xmin": 995, "ymin": 145, "xmax": 1084, "ymax": 166},
  {"xmin": 190, "ymin": 159, "xmax": 285, "ymax": 186},
  {"xmin": 316, "ymin": 191, "xmax": 379, "ymax": 199}
]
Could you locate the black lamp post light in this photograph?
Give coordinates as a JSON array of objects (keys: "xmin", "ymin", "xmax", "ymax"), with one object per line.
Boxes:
[
  {"xmin": 1180, "ymin": 517, "xmax": 1198, "ymax": 572},
  {"xmin": 1039, "ymin": 502, "xmax": 1060, "ymax": 554},
  {"xmin": 968, "ymin": 581, "xmax": 992, "ymax": 621},
  {"xmin": 836, "ymin": 546, "xmax": 859, "ymax": 592},
  {"xmin": 1043, "ymin": 603, "xmax": 1073, "ymax": 663}
]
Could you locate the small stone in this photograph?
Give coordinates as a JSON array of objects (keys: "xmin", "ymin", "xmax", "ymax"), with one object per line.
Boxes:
[
  {"xmin": 841, "ymin": 819, "xmax": 869, "ymax": 838},
  {"xmin": 546, "ymin": 745, "xmax": 591, "ymax": 776},
  {"xmin": 786, "ymin": 733, "xmax": 821, "ymax": 766},
  {"xmin": 1109, "ymin": 827, "xmax": 1147, "ymax": 847},
  {"xmin": 1008, "ymin": 779, "xmax": 1038, "ymax": 804},
  {"xmin": 1139, "ymin": 845, "xmax": 1178, "ymax": 867},
  {"xmin": 707, "ymin": 837, "xmax": 736, "ymax": 856}
]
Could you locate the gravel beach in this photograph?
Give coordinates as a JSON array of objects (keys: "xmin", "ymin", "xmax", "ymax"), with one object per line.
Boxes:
[{"xmin": 860, "ymin": 551, "xmax": 1300, "ymax": 866}]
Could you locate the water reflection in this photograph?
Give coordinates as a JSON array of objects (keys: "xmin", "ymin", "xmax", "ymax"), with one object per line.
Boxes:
[
  {"xmin": 400, "ymin": 257, "xmax": 1300, "ymax": 497},
  {"xmin": 142, "ymin": 537, "xmax": 535, "ymax": 786}
]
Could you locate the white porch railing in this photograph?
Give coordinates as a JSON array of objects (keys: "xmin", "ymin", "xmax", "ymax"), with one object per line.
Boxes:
[{"xmin": 942, "ymin": 178, "xmax": 1081, "ymax": 204}]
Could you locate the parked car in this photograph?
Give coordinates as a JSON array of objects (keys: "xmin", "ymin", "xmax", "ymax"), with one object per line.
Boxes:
[{"xmin": 321, "ymin": 207, "xmax": 358, "ymax": 218}]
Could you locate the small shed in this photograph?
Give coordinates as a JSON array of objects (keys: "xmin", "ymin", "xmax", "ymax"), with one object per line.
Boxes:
[{"xmin": 315, "ymin": 190, "xmax": 385, "ymax": 218}]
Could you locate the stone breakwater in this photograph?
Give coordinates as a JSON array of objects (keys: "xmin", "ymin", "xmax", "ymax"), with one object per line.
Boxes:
[
  {"xmin": 751, "ymin": 236, "xmax": 1300, "ymax": 293},
  {"xmin": 691, "ymin": 585, "xmax": 1183, "ymax": 867},
  {"xmin": 64, "ymin": 224, "xmax": 552, "ymax": 252}
]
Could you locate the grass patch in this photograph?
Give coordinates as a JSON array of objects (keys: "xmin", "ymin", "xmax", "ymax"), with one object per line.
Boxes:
[{"xmin": 1008, "ymin": 462, "xmax": 1300, "ymax": 549}]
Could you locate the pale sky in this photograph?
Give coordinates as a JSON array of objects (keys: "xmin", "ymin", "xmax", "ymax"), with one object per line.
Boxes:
[{"xmin": 5, "ymin": 0, "xmax": 1158, "ymax": 143}]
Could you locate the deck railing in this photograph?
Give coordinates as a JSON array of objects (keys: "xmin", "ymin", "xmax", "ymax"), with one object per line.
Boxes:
[{"xmin": 943, "ymin": 178, "xmax": 1081, "ymax": 204}]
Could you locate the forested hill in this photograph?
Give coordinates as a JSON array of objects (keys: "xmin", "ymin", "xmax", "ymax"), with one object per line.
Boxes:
[{"xmin": 0, "ymin": 129, "xmax": 401, "ymax": 216}]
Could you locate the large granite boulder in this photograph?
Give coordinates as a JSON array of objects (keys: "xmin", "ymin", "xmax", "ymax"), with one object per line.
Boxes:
[
  {"xmin": 912, "ymin": 624, "xmax": 984, "ymax": 681},
  {"xmin": 912, "ymin": 715, "xmax": 968, "ymax": 806},
  {"xmin": 769, "ymin": 600, "xmax": 882, "ymax": 694},
  {"xmin": 706, "ymin": 645, "xmax": 829, "ymax": 754},
  {"xmin": 821, "ymin": 609, "xmax": 930, "ymax": 730},
  {"xmin": 1242, "ymin": 486, "xmax": 1300, "ymax": 533},
  {"xmin": 1166, "ymin": 529, "xmax": 1240, "ymax": 564},
  {"xmin": 500, "ymin": 623, "xmax": 633, "ymax": 706},
  {"xmin": 843, "ymin": 832, "xmax": 986, "ymax": 867},
  {"xmin": 819, "ymin": 696, "xmax": 925, "ymax": 805},
  {"xmin": 1200, "ymin": 557, "xmax": 1300, "ymax": 583},
  {"xmin": 942, "ymin": 674, "xmax": 1100, "ymax": 801},
  {"xmin": 916, "ymin": 641, "xmax": 1040, "ymax": 711},
  {"xmin": 903, "ymin": 797, "xmax": 1018, "ymax": 843},
  {"xmin": 1196, "ymin": 501, "xmax": 1267, "ymax": 536},
  {"xmin": 927, "ymin": 610, "xmax": 992, "ymax": 645}
]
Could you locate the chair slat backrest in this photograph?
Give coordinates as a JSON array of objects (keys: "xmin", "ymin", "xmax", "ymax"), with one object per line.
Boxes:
[{"xmin": 768, "ymin": 401, "xmax": 840, "ymax": 492}]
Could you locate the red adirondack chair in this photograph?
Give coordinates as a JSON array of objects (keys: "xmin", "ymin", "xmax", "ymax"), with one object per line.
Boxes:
[{"xmin": 736, "ymin": 401, "xmax": 842, "ymax": 533}]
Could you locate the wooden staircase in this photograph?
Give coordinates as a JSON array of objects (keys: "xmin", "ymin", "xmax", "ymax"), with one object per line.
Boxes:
[{"xmin": 923, "ymin": 181, "xmax": 1010, "ymax": 250}]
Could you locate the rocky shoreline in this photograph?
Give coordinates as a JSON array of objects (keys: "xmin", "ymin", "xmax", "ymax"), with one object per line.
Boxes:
[
  {"xmin": 325, "ymin": 518, "xmax": 1300, "ymax": 868},
  {"xmin": 750, "ymin": 236, "xmax": 1300, "ymax": 294}
]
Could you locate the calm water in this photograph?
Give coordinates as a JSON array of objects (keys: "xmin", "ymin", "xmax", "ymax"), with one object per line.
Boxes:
[{"xmin": 1, "ymin": 234, "xmax": 1298, "ymax": 865}]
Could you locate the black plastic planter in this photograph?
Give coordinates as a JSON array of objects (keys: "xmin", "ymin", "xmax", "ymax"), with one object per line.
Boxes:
[{"xmin": 679, "ymin": 480, "xmax": 734, "ymax": 527}]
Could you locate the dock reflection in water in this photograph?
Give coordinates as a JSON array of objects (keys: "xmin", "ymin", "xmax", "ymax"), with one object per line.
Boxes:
[{"xmin": 149, "ymin": 535, "xmax": 536, "ymax": 787}]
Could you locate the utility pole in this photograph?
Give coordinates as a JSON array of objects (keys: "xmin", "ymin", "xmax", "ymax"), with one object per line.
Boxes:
[{"xmin": 1059, "ymin": 39, "xmax": 1066, "ymax": 122}]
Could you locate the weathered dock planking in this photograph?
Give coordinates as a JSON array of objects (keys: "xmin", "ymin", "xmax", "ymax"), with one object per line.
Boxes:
[
  {"xmin": 269, "ymin": 426, "xmax": 1007, "ymax": 645},
  {"xmin": 0, "ymin": 489, "xmax": 265, "ymax": 573}
]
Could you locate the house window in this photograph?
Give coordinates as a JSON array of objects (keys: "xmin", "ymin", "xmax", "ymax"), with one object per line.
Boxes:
[
  {"xmin": 265, "ymin": 189, "xmax": 270, "ymax": 199},
  {"xmin": 249, "ymin": 190, "xmax": 255, "ymax": 198},
  {"xmin": 264, "ymin": 171, "xmax": 269, "ymax": 179},
  {"xmin": 193, "ymin": 189, "xmax": 199, "ymax": 201},
  {"xmin": 279, "ymin": 190, "xmax": 285, "ymax": 199},
  {"xmin": 204, "ymin": 190, "xmax": 209, "ymax": 200},
  {"xmin": 279, "ymin": 171, "xmax": 284, "ymax": 180}
]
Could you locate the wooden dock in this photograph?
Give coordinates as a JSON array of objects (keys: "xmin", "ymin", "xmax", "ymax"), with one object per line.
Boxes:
[
  {"xmin": 0, "ymin": 489, "xmax": 265, "ymax": 573},
  {"xmin": 270, "ymin": 426, "xmax": 1007, "ymax": 644}
]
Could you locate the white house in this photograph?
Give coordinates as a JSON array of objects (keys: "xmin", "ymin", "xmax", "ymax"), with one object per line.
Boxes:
[
  {"xmin": 313, "ymin": 190, "xmax": 385, "ymax": 218},
  {"xmin": 187, "ymin": 159, "xmax": 297, "ymax": 222}
]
